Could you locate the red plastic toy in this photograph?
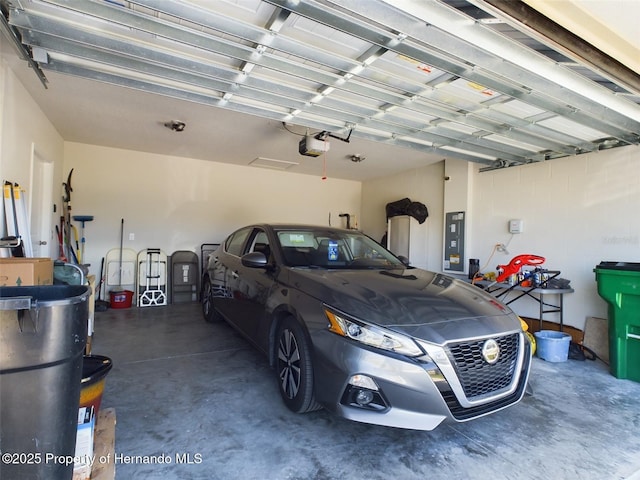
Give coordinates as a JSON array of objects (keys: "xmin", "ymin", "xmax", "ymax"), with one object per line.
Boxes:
[{"xmin": 496, "ymin": 254, "xmax": 545, "ymax": 283}]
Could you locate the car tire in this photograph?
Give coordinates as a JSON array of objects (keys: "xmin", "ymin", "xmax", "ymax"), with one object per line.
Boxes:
[
  {"xmin": 201, "ymin": 277, "xmax": 223, "ymax": 323},
  {"xmin": 276, "ymin": 317, "xmax": 322, "ymax": 413}
]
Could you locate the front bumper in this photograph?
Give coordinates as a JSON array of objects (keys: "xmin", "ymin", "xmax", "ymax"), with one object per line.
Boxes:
[{"xmin": 311, "ymin": 330, "xmax": 531, "ymax": 431}]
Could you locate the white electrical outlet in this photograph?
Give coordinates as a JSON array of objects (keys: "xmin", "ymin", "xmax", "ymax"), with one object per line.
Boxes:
[
  {"xmin": 509, "ymin": 219, "xmax": 524, "ymax": 234},
  {"xmin": 129, "ymin": 233, "xmax": 135, "ymax": 241}
]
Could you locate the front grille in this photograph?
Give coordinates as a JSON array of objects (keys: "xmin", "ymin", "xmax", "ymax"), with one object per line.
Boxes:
[
  {"xmin": 447, "ymin": 333, "xmax": 520, "ymax": 399},
  {"xmin": 439, "ymin": 346, "xmax": 531, "ymax": 421}
]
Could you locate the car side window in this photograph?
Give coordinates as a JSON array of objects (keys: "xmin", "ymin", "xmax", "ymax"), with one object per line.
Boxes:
[
  {"xmin": 225, "ymin": 228, "xmax": 252, "ymax": 257},
  {"xmin": 248, "ymin": 230, "xmax": 271, "ymax": 260}
]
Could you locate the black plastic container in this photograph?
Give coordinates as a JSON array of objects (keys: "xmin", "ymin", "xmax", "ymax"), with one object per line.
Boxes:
[
  {"xmin": 468, "ymin": 258, "xmax": 480, "ymax": 279},
  {"xmin": 0, "ymin": 285, "xmax": 90, "ymax": 480}
]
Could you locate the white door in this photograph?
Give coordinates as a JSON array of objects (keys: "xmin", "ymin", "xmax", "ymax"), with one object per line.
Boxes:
[
  {"xmin": 30, "ymin": 147, "xmax": 54, "ymax": 258},
  {"xmin": 387, "ymin": 215, "xmax": 411, "ymax": 258}
]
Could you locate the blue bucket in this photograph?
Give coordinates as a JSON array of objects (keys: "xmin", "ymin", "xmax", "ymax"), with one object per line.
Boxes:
[{"xmin": 534, "ymin": 330, "xmax": 571, "ymax": 362}]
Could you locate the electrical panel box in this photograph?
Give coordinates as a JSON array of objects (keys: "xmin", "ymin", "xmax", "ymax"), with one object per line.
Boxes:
[
  {"xmin": 443, "ymin": 211, "xmax": 465, "ymax": 273},
  {"xmin": 509, "ymin": 219, "xmax": 524, "ymax": 234}
]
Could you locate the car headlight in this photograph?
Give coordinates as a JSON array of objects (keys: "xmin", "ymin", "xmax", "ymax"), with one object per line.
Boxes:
[{"xmin": 324, "ymin": 308, "xmax": 423, "ymax": 357}]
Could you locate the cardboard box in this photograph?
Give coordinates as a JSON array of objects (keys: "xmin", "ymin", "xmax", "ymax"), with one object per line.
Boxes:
[
  {"xmin": 89, "ymin": 408, "xmax": 116, "ymax": 480},
  {"xmin": 73, "ymin": 406, "xmax": 95, "ymax": 480},
  {"xmin": 583, "ymin": 316, "xmax": 610, "ymax": 364},
  {"xmin": 0, "ymin": 257, "xmax": 53, "ymax": 286}
]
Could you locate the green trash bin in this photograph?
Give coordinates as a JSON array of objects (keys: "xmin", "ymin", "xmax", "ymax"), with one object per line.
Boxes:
[{"xmin": 594, "ymin": 262, "xmax": 640, "ymax": 382}]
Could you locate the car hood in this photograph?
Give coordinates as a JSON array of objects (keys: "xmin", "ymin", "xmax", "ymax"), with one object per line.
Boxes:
[{"xmin": 288, "ymin": 267, "xmax": 520, "ymax": 344}]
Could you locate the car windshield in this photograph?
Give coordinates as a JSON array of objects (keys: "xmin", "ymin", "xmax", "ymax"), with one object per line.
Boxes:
[{"xmin": 276, "ymin": 228, "xmax": 405, "ymax": 269}]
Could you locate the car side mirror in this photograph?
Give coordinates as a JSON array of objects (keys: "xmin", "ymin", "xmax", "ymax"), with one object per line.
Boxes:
[
  {"xmin": 241, "ymin": 251, "xmax": 268, "ymax": 268},
  {"xmin": 397, "ymin": 255, "xmax": 411, "ymax": 267}
]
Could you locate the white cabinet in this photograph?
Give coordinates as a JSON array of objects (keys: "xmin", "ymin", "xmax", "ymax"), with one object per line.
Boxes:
[{"xmin": 386, "ymin": 215, "xmax": 428, "ymax": 269}]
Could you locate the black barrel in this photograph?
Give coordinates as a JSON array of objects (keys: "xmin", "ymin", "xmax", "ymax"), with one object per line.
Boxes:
[{"xmin": 0, "ymin": 285, "xmax": 90, "ymax": 480}]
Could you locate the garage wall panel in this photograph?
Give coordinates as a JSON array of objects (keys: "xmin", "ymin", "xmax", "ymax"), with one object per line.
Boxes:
[
  {"xmin": 469, "ymin": 144, "xmax": 640, "ymax": 330},
  {"xmin": 360, "ymin": 162, "xmax": 444, "ymax": 271},
  {"xmin": 0, "ymin": 59, "xmax": 64, "ymax": 256},
  {"xmin": 63, "ymin": 142, "xmax": 361, "ymax": 280}
]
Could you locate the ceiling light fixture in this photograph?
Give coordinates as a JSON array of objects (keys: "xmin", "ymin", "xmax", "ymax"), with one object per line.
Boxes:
[{"xmin": 164, "ymin": 120, "xmax": 186, "ymax": 132}]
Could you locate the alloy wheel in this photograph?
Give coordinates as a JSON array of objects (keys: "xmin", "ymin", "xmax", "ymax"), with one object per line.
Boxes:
[{"xmin": 278, "ymin": 329, "xmax": 301, "ymax": 399}]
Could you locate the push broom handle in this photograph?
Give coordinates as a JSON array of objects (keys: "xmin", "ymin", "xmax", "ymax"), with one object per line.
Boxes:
[{"xmin": 118, "ymin": 218, "xmax": 124, "ymax": 287}]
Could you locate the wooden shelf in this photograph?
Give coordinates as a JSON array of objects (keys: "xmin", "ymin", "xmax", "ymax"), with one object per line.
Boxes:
[{"xmin": 92, "ymin": 408, "xmax": 116, "ymax": 480}]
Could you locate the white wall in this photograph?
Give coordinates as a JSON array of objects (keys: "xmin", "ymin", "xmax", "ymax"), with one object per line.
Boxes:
[
  {"xmin": 361, "ymin": 147, "xmax": 640, "ymax": 331},
  {"xmin": 64, "ymin": 142, "xmax": 361, "ymax": 279},
  {"xmin": 468, "ymin": 145, "xmax": 640, "ymax": 330},
  {"xmin": 0, "ymin": 59, "xmax": 64, "ymax": 254},
  {"xmin": 361, "ymin": 162, "xmax": 445, "ymax": 271}
]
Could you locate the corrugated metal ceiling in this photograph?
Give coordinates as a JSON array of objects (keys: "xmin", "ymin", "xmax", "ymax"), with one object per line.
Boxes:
[{"xmin": 2, "ymin": 0, "xmax": 639, "ymax": 170}]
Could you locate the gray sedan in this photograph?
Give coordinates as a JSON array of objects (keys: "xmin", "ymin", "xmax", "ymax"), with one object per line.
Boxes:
[{"xmin": 201, "ymin": 224, "xmax": 531, "ymax": 430}]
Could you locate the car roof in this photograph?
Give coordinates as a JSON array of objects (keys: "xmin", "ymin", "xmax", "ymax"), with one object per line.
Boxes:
[{"xmin": 252, "ymin": 223, "xmax": 355, "ymax": 233}]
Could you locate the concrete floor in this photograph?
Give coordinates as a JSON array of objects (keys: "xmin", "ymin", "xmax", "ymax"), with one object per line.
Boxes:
[{"xmin": 94, "ymin": 302, "xmax": 640, "ymax": 480}]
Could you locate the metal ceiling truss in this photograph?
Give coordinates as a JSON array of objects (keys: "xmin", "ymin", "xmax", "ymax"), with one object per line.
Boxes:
[{"xmin": 3, "ymin": 0, "xmax": 640, "ymax": 170}]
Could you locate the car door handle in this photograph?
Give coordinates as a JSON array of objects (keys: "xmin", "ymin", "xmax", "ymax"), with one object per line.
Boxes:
[{"xmin": 231, "ymin": 270, "xmax": 239, "ymax": 279}]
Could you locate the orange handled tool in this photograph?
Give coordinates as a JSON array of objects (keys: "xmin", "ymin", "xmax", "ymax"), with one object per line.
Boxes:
[{"xmin": 496, "ymin": 254, "xmax": 545, "ymax": 283}]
